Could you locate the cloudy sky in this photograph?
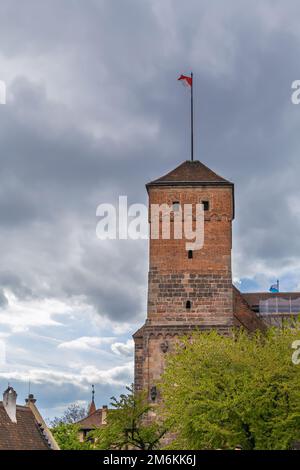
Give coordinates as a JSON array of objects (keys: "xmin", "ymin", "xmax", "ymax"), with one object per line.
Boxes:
[{"xmin": 1, "ymin": 0, "xmax": 300, "ymax": 419}]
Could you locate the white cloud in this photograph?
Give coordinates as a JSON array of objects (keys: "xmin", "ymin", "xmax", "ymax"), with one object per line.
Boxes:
[
  {"xmin": 111, "ymin": 339, "xmax": 134, "ymax": 357},
  {"xmin": 0, "ymin": 290, "xmax": 68, "ymax": 332},
  {"xmin": 58, "ymin": 336, "xmax": 115, "ymax": 352},
  {"xmin": 0, "ymin": 289, "xmax": 135, "ymax": 336},
  {"xmin": 0, "ymin": 362, "xmax": 133, "ymax": 389}
]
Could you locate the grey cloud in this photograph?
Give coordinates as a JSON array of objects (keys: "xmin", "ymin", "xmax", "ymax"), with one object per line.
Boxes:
[
  {"xmin": 1, "ymin": 0, "xmax": 300, "ymax": 418},
  {"xmin": 0, "ymin": 290, "xmax": 8, "ymax": 308},
  {"xmin": 1, "ymin": 0, "xmax": 300, "ymax": 329},
  {"xmin": 0, "ymin": 272, "xmax": 33, "ymax": 300},
  {"xmin": 111, "ymin": 340, "xmax": 134, "ymax": 358}
]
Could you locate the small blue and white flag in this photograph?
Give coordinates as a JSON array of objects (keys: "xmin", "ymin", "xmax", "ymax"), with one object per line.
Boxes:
[{"xmin": 269, "ymin": 281, "xmax": 279, "ymax": 293}]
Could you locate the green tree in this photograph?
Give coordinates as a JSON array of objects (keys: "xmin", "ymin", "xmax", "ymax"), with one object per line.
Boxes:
[
  {"xmin": 90, "ymin": 386, "xmax": 167, "ymax": 450},
  {"xmin": 51, "ymin": 423, "xmax": 92, "ymax": 450},
  {"xmin": 160, "ymin": 325, "xmax": 300, "ymax": 450}
]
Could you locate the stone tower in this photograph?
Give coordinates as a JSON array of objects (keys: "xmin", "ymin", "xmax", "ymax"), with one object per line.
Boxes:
[{"xmin": 133, "ymin": 160, "xmax": 237, "ymax": 396}]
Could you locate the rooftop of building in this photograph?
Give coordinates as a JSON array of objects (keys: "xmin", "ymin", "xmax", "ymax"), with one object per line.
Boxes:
[
  {"xmin": 241, "ymin": 291, "xmax": 300, "ymax": 314},
  {"xmin": 0, "ymin": 401, "xmax": 50, "ymax": 450},
  {"xmin": 76, "ymin": 407, "xmax": 107, "ymax": 430},
  {"xmin": 0, "ymin": 387, "xmax": 59, "ymax": 450},
  {"xmin": 146, "ymin": 160, "xmax": 233, "ymax": 188},
  {"xmin": 242, "ymin": 291, "xmax": 300, "ymax": 305},
  {"xmin": 76, "ymin": 386, "xmax": 108, "ymax": 431}
]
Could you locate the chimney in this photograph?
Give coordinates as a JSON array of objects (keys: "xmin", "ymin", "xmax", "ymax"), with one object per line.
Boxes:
[
  {"xmin": 3, "ymin": 386, "xmax": 17, "ymax": 423},
  {"xmin": 101, "ymin": 405, "xmax": 108, "ymax": 425}
]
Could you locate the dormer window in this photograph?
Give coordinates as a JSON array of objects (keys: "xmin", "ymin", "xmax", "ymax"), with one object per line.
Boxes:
[
  {"xmin": 202, "ymin": 201, "xmax": 209, "ymax": 211},
  {"xmin": 172, "ymin": 201, "xmax": 180, "ymax": 212}
]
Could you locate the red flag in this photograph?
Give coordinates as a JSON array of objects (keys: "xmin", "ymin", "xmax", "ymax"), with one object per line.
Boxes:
[{"xmin": 178, "ymin": 74, "xmax": 192, "ymax": 87}]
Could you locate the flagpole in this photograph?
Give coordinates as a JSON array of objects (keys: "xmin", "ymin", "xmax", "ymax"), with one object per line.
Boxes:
[{"xmin": 191, "ymin": 72, "xmax": 194, "ymax": 161}]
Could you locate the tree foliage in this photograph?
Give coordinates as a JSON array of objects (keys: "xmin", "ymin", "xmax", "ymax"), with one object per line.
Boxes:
[
  {"xmin": 160, "ymin": 326, "xmax": 300, "ymax": 450},
  {"xmin": 90, "ymin": 386, "xmax": 167, "ymax": 450},
  {"xmin": 51, "ymin": 423, "xmax": 92, "ymax": 450},
  {"xmin": 49, "ymin": 403, "xmax": 90, "ymax": 450}
]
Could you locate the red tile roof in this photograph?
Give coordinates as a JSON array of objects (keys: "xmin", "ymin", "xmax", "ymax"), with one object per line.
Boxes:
[
  {"xmin": 233, "ymin": 287, "xmax": 267, "ymax": 332},
  {"xmin": 0, "ymin": 403, "xmax": 50, "ymax": 450},
  {"xmin": 147, "ymin": 160, "xmax": 232, "ymax": 187},
  {"xmin": 76, "ymin": 409, "xmax": 104, "ymax": 430},
  {"xmin": 87, "ymin": 400, "xmax": 96, "ymax": 416}
]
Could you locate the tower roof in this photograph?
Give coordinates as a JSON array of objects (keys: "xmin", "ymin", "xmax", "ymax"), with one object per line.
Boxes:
[
  {"xmin": 88, "ymin": 400, "xmax": 96, "ymax": 416},
  {"xmin": 88, "ymin": 384, "xmax": 96, "ymax": 415},
  {"xmin": 147, "ymin": 160, "xmax": 233, "ymax": 189}
]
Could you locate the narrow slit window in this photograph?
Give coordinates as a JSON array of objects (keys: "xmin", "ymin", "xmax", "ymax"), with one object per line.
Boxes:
[
  {"xmin": 186, "ymin": 300, "xmax": 191, "ymax": 309},
  {"xmin": 202, "ymin": 201, "xmax": 209, "ymax": 211},
  {"xmin": 188, "ymin": 250, "xmax": 193, "ymax": 259},
  {"xmin": 172, "ymin": 201, "xmax": 180, "ymax": 212}
]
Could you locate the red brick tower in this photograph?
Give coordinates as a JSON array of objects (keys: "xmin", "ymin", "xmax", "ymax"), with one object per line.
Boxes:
[{"xmin": 133, "ymin": 160, "xmax": 236, "ymax": 396}]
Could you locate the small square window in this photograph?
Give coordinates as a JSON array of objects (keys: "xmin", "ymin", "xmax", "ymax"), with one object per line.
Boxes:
[
  {"xmin": 202, "ymin": 201, "xmax": 209, "ymax": 211},
  {"xmin": 172, "ymin": 201, "xmax": 180, "ymax": 212}
]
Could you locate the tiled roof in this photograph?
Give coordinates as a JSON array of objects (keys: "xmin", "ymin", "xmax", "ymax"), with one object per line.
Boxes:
[
  {"xmin": 0, "ymin": 403, "xmax": 50, "ymax": 450},
  {"xmin": 147, "ymin": 160, "xmax": 232, "ymax": 187},
  {"xmin": 88, "ymin": 400, "xmax": 96, "ymax": 416},
  {"xmin": 233, "ymin": 287, "xmax": 267, "ymax": 332},
  {"xmin": 76, "ymin": 409, "xmax": 104, "ymax": 430}
]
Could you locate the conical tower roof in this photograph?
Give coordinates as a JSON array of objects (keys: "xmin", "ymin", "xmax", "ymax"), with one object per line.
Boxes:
[{"xmin": 88, "ymin": 385, "xmax": 96, "ymax": 416}]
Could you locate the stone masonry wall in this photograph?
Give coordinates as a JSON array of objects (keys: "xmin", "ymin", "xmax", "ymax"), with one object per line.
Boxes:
[
  {"xmin": 134, "ymin": 184, "xmax": 235, "ymax": 394},
  {"xmin": 147, "ymin": 185, "xmax": 234, "ymax": 326}
]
